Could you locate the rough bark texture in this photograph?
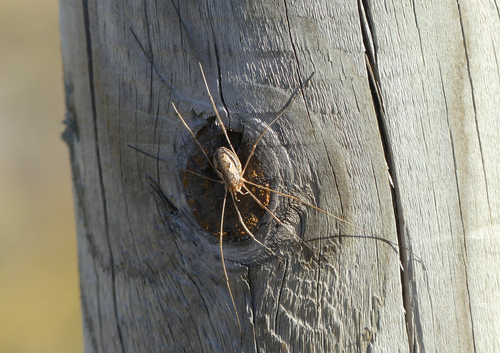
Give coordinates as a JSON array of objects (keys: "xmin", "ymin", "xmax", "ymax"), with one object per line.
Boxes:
[{"xmin": 60, "ymin": 0, "xmax": 500, "ymax": 352}]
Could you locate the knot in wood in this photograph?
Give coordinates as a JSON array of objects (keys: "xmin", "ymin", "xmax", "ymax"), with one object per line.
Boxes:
[
  {"xmin": 180, "ymin": 127, "xmax": 273, "ymax": 241},
  {"xmin": 214, "ymin": 146, "xmax": 243, "ymax": 193}
]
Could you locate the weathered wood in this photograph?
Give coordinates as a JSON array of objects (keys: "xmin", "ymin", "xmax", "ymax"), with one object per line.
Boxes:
[
  {"xmin": 60, "ymin": 0, "xmax": 500, "ymax": 352},
  {"xmin": 365, "ymin": 2, "xmax": 500, "ymax": 352}
]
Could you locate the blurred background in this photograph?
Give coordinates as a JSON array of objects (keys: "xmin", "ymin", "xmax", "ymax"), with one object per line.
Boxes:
[{"xmin": 0, "ymin": 0, "xmax": 83, "ymax": 352}]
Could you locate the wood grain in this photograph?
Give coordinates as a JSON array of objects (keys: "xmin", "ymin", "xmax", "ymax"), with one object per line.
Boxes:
[{"xmin": 60, "ymin": 0, "xmax": 500, "ymax": 352}]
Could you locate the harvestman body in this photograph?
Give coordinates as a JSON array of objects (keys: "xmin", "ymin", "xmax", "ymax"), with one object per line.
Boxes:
[{"xmin": 129, "ymin": 32, "xmax": 421, "ymax": 331}]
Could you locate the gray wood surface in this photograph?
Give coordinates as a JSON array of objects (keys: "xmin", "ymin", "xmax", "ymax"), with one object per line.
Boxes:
[{"xmin": 60, "ymin": 0, "xmax": 500, "ymax": 352}]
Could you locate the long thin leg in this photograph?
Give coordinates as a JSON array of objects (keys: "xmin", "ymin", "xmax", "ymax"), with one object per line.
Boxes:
[
  {"xmin": 244, "ymin": 180, "xmax": 422, "ymax": 261},
  {"xmin": 176, "ymin": 167, "xmax": 224, "ymax": 184},
  {"xmin": 130, "ymin": 29, "xmax": 217, "ymax": 172},
  {"xmin": 230, "ymin": 192, "xmax": 281, "ymax": 262},
  {"xmin": 242, "ymin": 184, "xmax": 316, "ymax": 257},
  {"xmin": 220, "ymin": 189, "xmax": 241, "ymax": 331},
  {"xmin": 245, "ymin": 179, "xmax": 373, "ymax": 233},
  {"xmin": 197, "ymin": 62, "xmax": 238, "ymax": 157},
  {"xmin": 128, "ymin": 144, "xmax": 169, "ymax": 163},
  {"xmin": 307, "ymin": 234, "xmax": 423, "ymax": 266},
  {"xmin": 128, "ymin": 145, "xmax": 223, "ymax": 184},
  {"xmin": 171, "ymin": 101, "xmax": 216, "ymax": 171},
  {"xmin": 242, "ymin": 185, "xmax": 282, "ymax": 225},
  {"xmin": 242, "ymin": 72, "xmax": 315, "ymax": 176}
]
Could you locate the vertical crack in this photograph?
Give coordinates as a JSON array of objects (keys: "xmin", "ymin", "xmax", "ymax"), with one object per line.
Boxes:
[
  {"xmin": 82, "ymin": 1, "xmax": 125, "ymax": 352},
  {"xmin": 357, "ymin": 1, "xmax": 415, "ymax": 352}
]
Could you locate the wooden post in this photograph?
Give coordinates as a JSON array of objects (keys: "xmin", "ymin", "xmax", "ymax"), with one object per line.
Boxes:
[{"xmin": 60, "ymin": 0, "xmax": 500, "ymax": 352}]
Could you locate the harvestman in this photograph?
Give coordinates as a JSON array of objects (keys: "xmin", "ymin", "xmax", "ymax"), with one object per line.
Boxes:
[{"xmin": 129, "ymin": 33, "xmax": 421, "ymax": 331}]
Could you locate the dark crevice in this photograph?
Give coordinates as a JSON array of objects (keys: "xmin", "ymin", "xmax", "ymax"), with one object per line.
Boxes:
[
  {"xmin": 358, "ymin": 1, "xmax": 415, "ymax": 352},
  {"xmin": 210, "ymin": 25, "xmax": 244, "ymax": 150},
  {"xmin": 282, "ymin": 0, "xmax": 309, "ymax": 102},
  {"xmin": 148, "ymin": 176, "xmax": 178, "ymax": 216},
  {"xmin": 494, "ymin": 0, "xmax": 500, "ymax": 24},
  {"xmin": 457, "ymin": 3, "xmax": 492, "ymax": 222},
  {"xmin": 154, "ymin": 99, "xmax": 162, "ymax": 183},
  {"xmin": 282, "ymin": 0, "xmax": 300, "ymax": 80},
  {"xmin": 143, "ymin": 1, "xmax": 154, "ymax": 111},
  {"xmin": 322, "ymin": 151, "xmax": 345, "ymax": 231},
  {"xmin": 274, "ymin": 258, "xmax": 288, "ymax": 334},
  {"xmin": 82, "ymin": 1, "xmax": 125, "ymax": 352},
  {"xmin": 410, "ymin": 0, "xmax": 426, "ymax": 68},
  {"xmin": 202, "ymin": 1, "xmax": 232, "ymax": 133},
  {"xmin": 204, "ymin": 10, "xmax": 226, "ymax": 118},
  {"xmin": 81, "ymin": 2, "xmax": 107, "ymax": 352},
  {"xmin": 211, "ymin": 40, "xmax": 229, "ymax": 125},
  {"xmin": 358, "ymin": 0, "xmax": 377, "ymax": 75}
]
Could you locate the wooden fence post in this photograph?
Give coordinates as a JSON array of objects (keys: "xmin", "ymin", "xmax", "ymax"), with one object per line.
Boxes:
[{"xmin": 60, "ymin": 0, "xmax": 500, "ymax": 351}]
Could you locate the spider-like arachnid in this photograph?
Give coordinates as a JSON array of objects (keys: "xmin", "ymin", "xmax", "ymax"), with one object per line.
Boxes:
[{"xmin": 129, "ymin": 30, "xmax": 420, "ymax": 331}]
